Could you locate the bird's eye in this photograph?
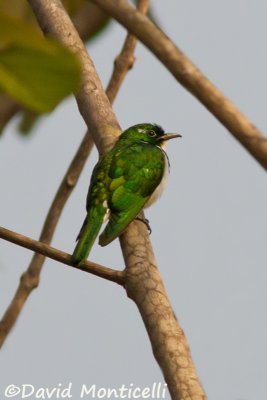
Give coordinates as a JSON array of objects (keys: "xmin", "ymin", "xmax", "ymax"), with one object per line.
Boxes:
[{"xmin": 148, "ymin": 130, "xmax": 157, "ymax": 137}]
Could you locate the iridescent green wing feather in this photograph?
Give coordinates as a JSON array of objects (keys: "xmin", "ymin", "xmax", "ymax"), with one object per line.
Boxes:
[
  {"xmin": 99, "ymin": 141, "xmax": 165, "ymax": 246},
  {"xmin": 71, "ymin": 161, "xmax": 110, "ymax": 265}
]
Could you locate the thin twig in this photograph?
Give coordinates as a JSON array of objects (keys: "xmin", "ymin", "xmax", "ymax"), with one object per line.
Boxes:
[
  {"xmin": 106, "ymin": 0, "xmax": 150, "ymax": 104},
  {"xmin": 29, "ymin": 0, "xmax": 121, "ymax": 155},
  {"xmin": 0, "ymin": 226, "xmax": 125, "ymax": 285},
  {"xmin": 93, "ymin": 0, "xmax": 267, "ymax": 171},
  {"xmin": 25, "ymin": 1, "xmax": 206, "ymax": 398},
  {"xmin": 0, "ymin": 0, "xmax": 150, "ymax": 348},
  {"xmin": 0, "ymin": 132, "xmax": 94, "ymax": 348}
]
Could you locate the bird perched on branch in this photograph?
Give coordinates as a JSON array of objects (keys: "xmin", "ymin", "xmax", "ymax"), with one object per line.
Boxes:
[{"xmin": 71, "ymin": 123, "xmax": 181, "ymax": 265}]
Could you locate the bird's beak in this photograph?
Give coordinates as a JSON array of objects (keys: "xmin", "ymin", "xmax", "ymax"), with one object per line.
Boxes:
[{"xmin": 160, "ymin": 133, "xmax": 182, "ymax": 141}]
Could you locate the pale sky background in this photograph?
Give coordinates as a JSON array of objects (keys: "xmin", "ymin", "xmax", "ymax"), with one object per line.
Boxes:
[{"xmin": 1, "ymin": 1, "xmax": 267, "ymax": 399}]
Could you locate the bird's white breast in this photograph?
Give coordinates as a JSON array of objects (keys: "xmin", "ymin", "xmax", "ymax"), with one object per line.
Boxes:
[{"xmin": 145, "ymin": 146, "xmax": 169, "ymax": 208}]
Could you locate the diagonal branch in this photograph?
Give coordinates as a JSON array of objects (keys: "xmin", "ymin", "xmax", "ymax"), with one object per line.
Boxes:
[
  {"xmin": 0, "ymin": 226, "xmax": 124, "ymax": 286},
  {"xmin": 93, "ymin": 0, "xmax": 267, "ymax": 171},
  {"xmin": 29, "ymin": 0, "xmax": 121, "ymax": 155},
  {"xmin": 105, "ymin": 0, "xmax": 150, "ymax": 104},
  {"xmin": 72, "ymin": 2, "xmax": 109, "ymax": 42},
  {"xmin": 0, "ymin": 0, "xmax": 150, "ymax": 348},
  {"xmin": 25, "ymin": 1, "xmax": 206, "ymax": 399},
  {"xmin": 0, "ymin": 132, "xmax": 94, "ymax": 348}
]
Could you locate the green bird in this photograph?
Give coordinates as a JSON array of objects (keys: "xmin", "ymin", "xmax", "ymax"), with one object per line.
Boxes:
[{"xmin": 71, "ymin": 123, "xmax": 180, "ymax": 265}]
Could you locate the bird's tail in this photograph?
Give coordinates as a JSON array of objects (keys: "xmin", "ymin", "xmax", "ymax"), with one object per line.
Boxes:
[{"xmin": 71, "ymin": 207, "xmax": 105, "ymax": 265}]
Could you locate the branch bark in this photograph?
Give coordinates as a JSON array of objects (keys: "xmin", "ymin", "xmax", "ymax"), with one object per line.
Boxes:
[
  {"xmin": 0, "ymin": 132, "xmax": 94, "ymax": 348},
  {"xmin": 0, "ymin": 226, "xmax": 124, "ymax": 285},
  {"xmin": 0, "ymin": 0, "xmax": 149, "ymax": 347},
  {"xmin": 105, "ymin": 0, "xmax": 150, "ymax": 104},
  {"xmin": 4, "ymin": 1, "xmax": 206, "ymax": 398},
  {"xmin": 92, "ymin": 0, "xmax": 267, "ymax": 171},
  {"xmin": 72, "ymin": 2, "xmax": 109, "ymax": 42},
  {"xmin": 29, "ymin": 0, "xmax": 121, "ymax": 155}
]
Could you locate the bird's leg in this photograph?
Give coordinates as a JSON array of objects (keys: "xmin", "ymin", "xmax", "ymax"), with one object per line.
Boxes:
[{"xmin": 135, "ymin": 215, "xmax": 152, "ymax": 235}]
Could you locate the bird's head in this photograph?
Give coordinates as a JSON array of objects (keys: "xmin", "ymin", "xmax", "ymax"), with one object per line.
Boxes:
[{"xmin": 119, "ymin": 123, "xmax": 181, "ymax": 146}]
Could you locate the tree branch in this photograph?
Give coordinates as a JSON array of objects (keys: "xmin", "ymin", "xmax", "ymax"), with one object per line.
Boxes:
[
  {"xmin": 4, "ymin": 1, "xmax": 206, "ymax": 398},
  {"xmin": 25, "ymin": 0, "xmax": 205, "ymax": 400},
  {"xmin": 93, "ymin": 0, "xmax": 267, "ymax": 171},
  {"xmin": 0, "ymin": 226, "xmax": 124, "ymax": 285},
  {"xmin": 72, "ymin": 2, "xmax": 109, "ymax": 42},
  {"xmin": 105, "ymin": 0, "xmax": 150, "ymax": 104},
  {"xmin": 0, "ymin": 0, "xmax": 150, "ymax": 348},
  {"xmin": 29, "ymin": 0, "xmax": 121, "ymax": 155},
  {"xmin": 0, "ymin": 132, "xmax": 94, "ymax": 348}
]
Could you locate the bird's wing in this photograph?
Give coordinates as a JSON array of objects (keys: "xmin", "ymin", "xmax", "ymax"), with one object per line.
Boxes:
[{"xmin": 99, "ymin": 142, "xmax": 164, "ymax": 246}]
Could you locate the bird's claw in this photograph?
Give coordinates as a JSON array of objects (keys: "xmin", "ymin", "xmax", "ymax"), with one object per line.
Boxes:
[{"xmin": 135, "ymin": 216, "xmax": 152, "ymax": 235}]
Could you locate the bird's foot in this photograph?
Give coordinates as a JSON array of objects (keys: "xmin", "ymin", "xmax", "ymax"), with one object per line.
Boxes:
[{"xmin": 135, "ymin": 216, "xmax": 152, "ymax": 235}]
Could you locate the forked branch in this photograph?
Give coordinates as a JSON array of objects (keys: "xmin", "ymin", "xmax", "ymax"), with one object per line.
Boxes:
[
  {"xmin": 26, "ymin": 0, "xmax": 206, "ymax": 398},
  {"xmin": 3, "ymin": 1, "xmax": 206, "ymax": 398},
  {"xmin": 0, "ymin": 0, "xmax": 150, "ymax": 349},
  {"xmin": 93, "ymin": 0, "xmax": 267, "ymax": 171}
]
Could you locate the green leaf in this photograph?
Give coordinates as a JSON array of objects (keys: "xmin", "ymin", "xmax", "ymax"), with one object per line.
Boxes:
[{"xmin": 0, "ymin": 14, "xmax": 81, "ymax": 113}]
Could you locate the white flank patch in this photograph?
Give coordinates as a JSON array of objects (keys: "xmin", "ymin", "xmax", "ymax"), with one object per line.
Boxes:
[
  {"xmin": 102, "ymin": 200, "xmax": 110, "ymax": 222},
  {"xmin": 145, "ymin": 147, "xmax": 169, "ymax": 208}
]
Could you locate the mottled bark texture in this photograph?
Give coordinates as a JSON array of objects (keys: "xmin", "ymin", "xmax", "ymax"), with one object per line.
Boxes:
[
  {"xmin": 0, "ymin": 0, "xmax": 149, "ymax": 348},
  {"xmin": 29, "ymin": 0, "xmax": 121, "ymax": 155},
  {"xmin": 17, "ymin": 1, "xmax": 206, "ymax": 398},
  {"xmin": 121, "ymin": 221, "xmax": 205, "ymax": 400},
  {"xmin": 0, "ymin": 226, "xmax": 124, "ymax": 285}
]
